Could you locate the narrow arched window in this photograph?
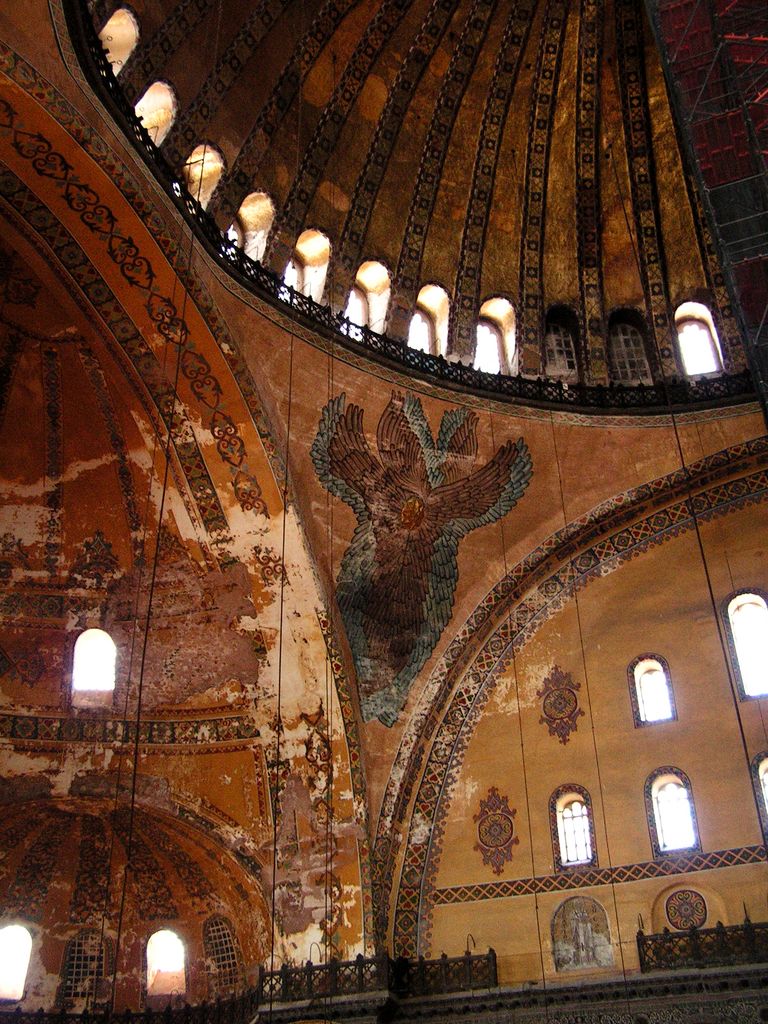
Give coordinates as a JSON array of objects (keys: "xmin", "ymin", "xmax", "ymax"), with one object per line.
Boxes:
[
  {"xmin": 629, "ymin": 655, "xmax": 676, "ymax": 726},
  {"xmin": 183, "ymin": 145, "xmax": 225, "ymax": 210},
  {"xmin": 355, "ymin": 261, "xmax": 390, "ymax": 334},
  {"xmin": 0, "ymin": 924, "xmax": 32, "ymax": 1001},
  {"xmin": 291, "ymin": 230, "xmax": 330, "ymax": 303},
  {"xmin": 675, "ymin": 302, "xmax": 722, "ymax": 376},
  {"xmin": 478, "ymin": 297, "xmax": 516, "ymax": 374},
  {"xmin": 203, "ymin": 917, "xmax": 242, "ymax": 996},
  {"xmin": 61, "ymin": 931, "xmax": 111, "ymax": 1005},
  {"xmin": 550, "ymin": 785, "xmax": 597, "ymax": 870},
  {"xmin": 609, "ymin": 317, "xmax": 652, "ymax": 384},
  {"xmin": 146, "ymin": 930, "xmax": 185, "ymax": 998},
  {"xmin": 98, "ymin": 8, "xmax": 139, "ymax": 74},
  {"xmin": 234, "ymin": 192, "xmax": 275, "ymax": 262},
  {"xmin": 134, "ymin": 81, "xmax": 177, "ymax": 146},
  {"xmin": 544, "ymin": 308, "xmax": 579, "ymax": 382},
  {"xmin": 72, "ymin": 629, "xmax": 116, "ymax": 695},
  {"xmin": 646, "ymin": 768, "xmax": 700, "ymax": 856},
  {"xmin": 408, "ymin": 309, "xmax": 434, "ymax": 353},
  {"xmin": 474, "ymin": 320, "xmax": 502, "ymax": 374},
  {"xmin": 344, "ymin": 286, "xmax": 368, "ymax": 329},
  {"xmin": 725, "ymin": 591, "xmax": 768, "ymax": 698},
  {"xmin": 413, "ymin": 284, "xmax": 450, "ymax": 356},
  {"xmin": 752, "ymin": 753, "xmax": 768, "ymax": 842}
]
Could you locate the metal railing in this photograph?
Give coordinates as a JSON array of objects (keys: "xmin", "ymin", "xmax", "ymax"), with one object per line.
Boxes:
[
  {"xmin": 637, "ymin": 918, "xmax": 768, "ymax": 971},
  {"xmin": 61, "ymin": 0, "xmax": 757, "ymax": 415}
]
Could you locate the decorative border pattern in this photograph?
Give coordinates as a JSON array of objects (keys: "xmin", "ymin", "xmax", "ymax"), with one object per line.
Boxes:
[
  {"xmin": 42, "ymin": 345, "xmax": 64, "ymax": 576},
  {"xmin": 0, "ymin": 711, "xmax": 260, "ymax": 747},
  {"xmin": 627, "ymin": 652, "xmax": 678, "ymax": 727},
  {"xmin": 160, "ymin": 0, "xmax": 293, "ymax": 166},
  {"xmin": 431, "ymin": 843, "xmax": 767, "ymax": 904},
  {"xmin": 389, "ymin": 0, "xmax": 496, "ymax": 333},
  {"xmin": 644, "ymin": 765, "xmax": 701, "ymax": 859},
  {"xmin": 265, "ymin": 0, "xmax": 415, "ymax": 272},
  {"xmin": 575, "ymin": 0, "xmax": 607, "ymax": 381},
  {"xmin": 450, "ymin": 1, "xmax": 533, "ymax": 357},
  {"xmin": 335, "ymin": 0, "xmax": 462, "ymax": 293},
  {"xmin": 614, "ymin": 0, "xmax": 674, "ymax": 372},
  {"xmin": 213, "ymin": 0, "xmax": 359, "ymax": 220},
  {"xmin": 549, "ymin": 783, "xmax": 597, "ymax": 872},
  {"xmin": 517, "ymin": 0, "xmax": 571, "ymax": 373},
  {"xmin": 390, "ymin": 459, "xmax": 768, "ymax": 955}
]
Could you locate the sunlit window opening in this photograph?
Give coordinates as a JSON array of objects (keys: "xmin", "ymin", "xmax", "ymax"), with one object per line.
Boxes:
[
  {"xmin": 355, "ymin": 261, "xmax": 391, "ymax": 334},
  {"xmin": 413, "ymin": 284, "xmax": 450, "ymax": 356},
  {"xmin": 477, "ymin": 297, "xmax": 516, "ymax": 373},
  {"xmin": 653, "ymin": 777, "xmax": 697, "ymax": 851},
  {"xmin": 146, "ymin": 930, "xmax": 185, "ymax": 998},
  {"xmin": 675, "ymin": 302, "xmax": 722, "ymax": 376},
  {"xmin": 343, "ymin": 287, "xmax": 367, "ymax": 340},
  {"xmin": 544, "ymin": 321, "xmax": 578, "ymax": 382},
  {"xmin": 728, "ymin": 592, "xmax": 768, "ymax": 697},
  {"xmin": 557, "ymin": 797, "xmax": 592, "ymax": 865},
  {"xmin": 72, "ymin": 629, "xmax": 116, "ymax": 693},
  {"xmin": 235, "ymin": 192, "xmax": 275, "ymax": 262},
  {"xmin": 760, "ymin": 758, "xmax": 768, "ymax": 814},
  {"xmin": 634, "ymin": 658, "xmax": 673, "ymax": 722},
  {"xmin": 474, "ymin": 321, "xmax": 502, "ymax": 374},
  {"xmin": 609, "ymin": 321, "xmax": 652, "ymax": 384},
  {"xmin": 134, "ymin": 82, "xmax": 177, "ymax": 146},
  {"xmin": 183, "ymin": 145, "xmax": 225, "ymax": 210},
  {"xmin": 98, "ymin": 8, "xmax": 139, "ymax": 74},
  {"xmin": 408, "ymin": 310, "xmax": 433, "ymax": 353},
  {"xmin": 291, "ymin": 230, "xmax": 331, "ymax": 303},
  {"xmin": 0, "ymin": 924, "xmax": 32, "ymax": 1001}
]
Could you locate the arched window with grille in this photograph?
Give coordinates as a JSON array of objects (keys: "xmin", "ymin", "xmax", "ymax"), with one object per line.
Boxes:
[
  {"xmin": 550, "ymin": 785, "xmax": 597, "ymax": 870},
  {"xmin": 183, "ymin": 144, "xmax": 225, "ymax": 210},
  {"xmin": 59, "ymin": 931, "xmax": 112, "ymax": 1008},
  {"xmin": 146, "ymin": 929, "xmax": 185, "ymax": 998},
  {"xmin": 675, "ymin": 302, "xmax": 723, "ymax": 376},
  {"xmin": 134, "ymin": 81, "xmax": 177, "ymax": 146},
  {"xmin": 608, "ymin": 312, "xmax": 652, "ymax": 384},
  {"xmin": 203, "ymin": 917, "xmax": 242, "ymax": 996},
  {"xmin": 544, "ymin": 307, "xmax": 579, "ymax": 382},
  {"xmin": 0, "ymin": 924, "xmax": 32, "ymax": 1001},
  {"xmin": 628, "ymin": 655, "xmax": 676, "ymax": 726},
  {"xmin": 724, "ymin": 589, "xmax": 768, "ymax": 698},
  {"xmin": 645, "ymin": 767, "xmax": 700, "ymax": 857},
  {"xmin": 98, "ymin": 8, "xmax": 139, "ymax": 74}
]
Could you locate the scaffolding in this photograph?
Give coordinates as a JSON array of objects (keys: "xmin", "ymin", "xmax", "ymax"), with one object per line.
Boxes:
[{"xmin": 646, "ymin": 0, "xmax": 768, "ymax": 416}]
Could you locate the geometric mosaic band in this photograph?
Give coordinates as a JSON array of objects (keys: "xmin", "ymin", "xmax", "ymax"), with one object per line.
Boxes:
[
  {"xmin": 0, "ymin": 712, "xmax": 259, "ymax": 747},
  {"xmin": 431, "ymin": 844, "xmax": 767, "ymax": 905}
]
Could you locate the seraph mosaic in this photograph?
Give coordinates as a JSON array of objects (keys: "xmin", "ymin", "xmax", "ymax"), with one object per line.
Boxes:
[{"xmin": 311, "ymin": 392, "xmax": 533, "ymax": 725}]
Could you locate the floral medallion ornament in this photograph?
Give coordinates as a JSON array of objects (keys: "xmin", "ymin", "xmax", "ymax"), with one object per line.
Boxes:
[
  {"xmin": 666, "ymin": 889, "xmax": 707, "ymax": 930},
  {"xmin": 474, "ymin": 787, "xmax": 519, "ymax": 874},
  {"xmin": 537, "ymin": 665, "xmax": 585, "ymax": 744}
]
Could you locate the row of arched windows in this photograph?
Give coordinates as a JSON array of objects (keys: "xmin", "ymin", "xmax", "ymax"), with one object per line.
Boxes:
[
  {"xmin": 0, "ymin": 918, "xmax": 242, "ymax": 1004},
  {"xmin": 69, "ymin": 591, "xmax": 767, "ymax": 704},
  {"xmin": 100, "ymin": 11, "xmax": 727, "ymax": 384}
]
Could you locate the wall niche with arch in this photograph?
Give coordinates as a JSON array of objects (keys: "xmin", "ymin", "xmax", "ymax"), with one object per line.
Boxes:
[{"xmin": 551, "ymin": 896, "xmax": 613, "ymax": 972}]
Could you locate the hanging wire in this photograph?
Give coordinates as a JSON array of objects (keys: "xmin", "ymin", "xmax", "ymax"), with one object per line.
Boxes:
[
  {"xmin": 99, "ymin": 0, "xmax": 226, "ymax": 1008},
  {"xmin": 487, "ymin": 408, "xmax": 550, "ymax": 1021}
]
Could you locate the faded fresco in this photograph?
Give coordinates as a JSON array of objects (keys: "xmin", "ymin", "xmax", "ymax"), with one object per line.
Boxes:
[
  {"xmin": 311, "ymin": 392, "xmax": 533, "ymax": 724},
  {"xmin": 552, "ymin": 896, "xmax": 614, "ymax": 972}
]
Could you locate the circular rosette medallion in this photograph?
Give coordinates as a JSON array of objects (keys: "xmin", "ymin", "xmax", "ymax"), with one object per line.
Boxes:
[
  {"xmin": 665, "ymin": 889, "xmax": 707, "ymax": 930},
  {"xmin": 478, "ymin": 811, "xmax": 514, "ymax": 849},
  {"xmin": 542, "ymin": 685, "xmax": 578, "ymax": 721}
]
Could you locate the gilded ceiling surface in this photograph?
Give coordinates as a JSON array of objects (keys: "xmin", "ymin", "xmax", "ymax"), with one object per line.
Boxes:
[{"xmin": 104, "ymin": 0, "xmax": 743, "ymax": 373}]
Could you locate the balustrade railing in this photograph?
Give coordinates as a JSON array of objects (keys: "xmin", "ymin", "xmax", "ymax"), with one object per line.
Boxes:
[
  {"xmin": 637, "ymin": 919, "xmax": 768, "ymax": 971},
  {"xmin": 61, "ymin": 0, "xmax": 757, "ymax": 414}
]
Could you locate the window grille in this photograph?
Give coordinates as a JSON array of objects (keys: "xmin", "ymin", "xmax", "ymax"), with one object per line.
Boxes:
[
  {"xmin": 203, "ymin": 917, "xmax": 241, "ymax": 994},
  {"xmin": 544, "ymin": 323, "xmax": 578, "ymax": 381},
  {"xmin": 62, "ymin": 931, "xmax": 108, "ymax": 1003},
  {"xmin": 609, "ymin": 323, "xmax": 652, "ymax": 383},
  {"xmin": 558, "ymin": 799, "xmax": 592, "ymax": 864}
]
